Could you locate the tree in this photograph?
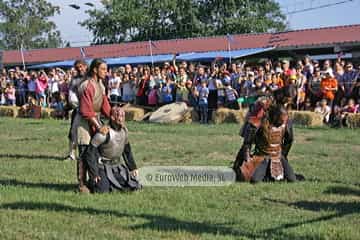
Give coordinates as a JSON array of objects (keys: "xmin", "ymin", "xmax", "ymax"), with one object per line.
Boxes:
[
  {"xmin": 201, "ymin": 0, "xmax": 286, "ymax": 35},
  {"xmin": 82, "ymin": 0, "xmax": 287, "ymax": 44},
  {"xmin": 0, "ymin": 0, "xmax": 63, "ymax": 50}
]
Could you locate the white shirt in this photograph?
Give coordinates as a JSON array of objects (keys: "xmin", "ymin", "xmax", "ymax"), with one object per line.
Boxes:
[
  {"xmin": 109, "ymin": 77, "xmax": 121, "ymax": 96},
  {"xmin": 49, "ymin": 77, "xmax": 59, "ymax": 93}
]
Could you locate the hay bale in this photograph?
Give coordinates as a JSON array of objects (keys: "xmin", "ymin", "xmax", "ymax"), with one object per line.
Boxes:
[
  {"xmin": 149, "ymin": 102, "xmax": 188, "ymax": 124},
  {"xmin": 180, "ymin": 109, "xmax": 193, "ymax": 124},
  {"xmin": 213, "ymin": 108, "xmax": 233, "ymax": 124},
  {"xmin": 0, "ymin": 106, "xmax": 19, "ymax": 118},
  {"xmin": 346, "ymin": 113, "xmax": 360, "ymax": 128},
  {"xmin": 289, "ymin": 111, "xmax": 323, "ymax": 127},
  {"xmin": 213, "ymin": 108, "xmax": 246, "ymax": 124},
  {"xmin": 124, "ymin": 106, "xmax": 145, "ymax": 121},
  {"xmin": 232, "ymin": 109, "xmax": 246, "ymax": 124},
  {"xmin": 141, "ymin": 111, "xmax": 153, "ymax": 121},
  {"xmin": 17, "ymin": 107, "xmax": 28, "ymax": 118},
  {"xmin": 41, "ymin": 108, "xmax": 55, "ymax": 119}
]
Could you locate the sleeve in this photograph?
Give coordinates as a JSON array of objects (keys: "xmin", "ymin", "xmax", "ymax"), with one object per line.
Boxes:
[
  {"xmin": 83, "ymin": 132, "xmax": 110, "ymax": 178},
  {"xmin": 240, "ymin": 122, "xmax": 257, "ymax": 162},
  {"xmin": 333, "ymin": 79, "xmax": 338, "ymax": 88},
  {"xmin": 123, "ymin": 143, "xmax": 137, "ymax": 171},
  {"xmin": 79, "ymin": 82, "xmax": 96, "ymax": 119},
  {"xmin": 282, "ymin": 120, "xmax": 294, "ymax": 158},
  {"xmin": 82, "ymin": 145, "xmax": 100, "ymax": 178}
]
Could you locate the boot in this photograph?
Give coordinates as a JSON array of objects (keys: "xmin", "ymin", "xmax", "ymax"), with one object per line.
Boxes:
[
  {"xmin": 77, "ymin": 145, "xmax": 90, "ymax": 193},
  {"xmin": 77, "ymin": 159, "xmax": 90, "ymax": 193}
]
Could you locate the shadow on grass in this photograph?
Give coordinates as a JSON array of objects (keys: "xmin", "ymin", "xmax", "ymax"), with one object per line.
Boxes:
[
  {"xmin": 0, "ymin": 201, "xmax": 330, "ymax": 240},
  {"xmin": 24, "ymin": 121, "xmax": 44, "ymax": 125},
  {"xmin": 0, "ymin": 179, "xmax": 76, "ymax": 192},
  {"xmin": 11, "ymin": 137, "xmax": 42, "ymax": 142},
  {"xmin": 0, "ymin": 153, "xmax": 66, "ymax": 161},
  {"xmin": 0, "ymin": 201, "xmax": 252, "ymax": 238},
  {"xmin": 262, "ymin": 185, "xmax": 360, "ymax": 236},
  {"xmin": 306, "ymin": 178, "xmax": 360, "ymax": 187},
  {"xmin": 324, "ymin": 186, "xmax": 360, "ymax": 197}
]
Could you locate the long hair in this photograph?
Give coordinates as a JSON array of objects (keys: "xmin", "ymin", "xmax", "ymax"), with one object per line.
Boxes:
[
  {"xmin": 268, "ymin": 104, "xmax": 288, "ymax": 127},
  {"xmin": 261, "ymin": 104, "xmax": 288, "ymax": 143},
  {"xmin": 86, "ymin": 58, "xmax": 106, "ymax": 78}
]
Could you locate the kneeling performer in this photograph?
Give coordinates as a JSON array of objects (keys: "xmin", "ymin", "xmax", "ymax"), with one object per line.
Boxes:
[
  {"xmin": 233, "ymin": 104, "xmax": 300, "ymax": 183},
  {"xmin": 83, "ymin": 105, "xmax": 141, "ymax": 193}
]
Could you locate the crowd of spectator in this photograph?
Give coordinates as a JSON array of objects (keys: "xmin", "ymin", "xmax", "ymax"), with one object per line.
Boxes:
[{"xmin": 1, "ymin": 56, "xmax": 359, "ymax": 125}]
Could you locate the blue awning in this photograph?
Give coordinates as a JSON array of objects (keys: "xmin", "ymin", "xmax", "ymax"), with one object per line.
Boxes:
[
  {"xmin": 28, "ymin": 59, "xmax": 92, "ymax": 69},
  {"xmin": 27, "ymin": 47, "xmax": 274, "ymax": 69},
  {"xmin": 176, "ymin": 47, "xmax": 274, "ymax": 61},
  {"xmin": 105, "ymin": 54, "xmax": 174, "ymax": 66}
]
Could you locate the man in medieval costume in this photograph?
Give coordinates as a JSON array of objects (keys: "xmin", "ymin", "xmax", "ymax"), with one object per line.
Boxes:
[
  {"xmin": 77, "ymin": 59, "xmax": 111, "ymax": 193},
  {"xmin": 67, "ymin": 59, "xmax": 88, "ymax": 161},
  {"xmin": 82, "ymin": 105, "xmax": 141, "ymax": 193},
  {"xmin": 233, "ymin": 104, "xmax": 300, "ymax": 183}
]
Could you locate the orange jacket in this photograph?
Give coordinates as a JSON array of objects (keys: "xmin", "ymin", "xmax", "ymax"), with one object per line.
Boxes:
[{"xmin": 320, "ymin": 77, "xmax": 338, "ymax": 100}]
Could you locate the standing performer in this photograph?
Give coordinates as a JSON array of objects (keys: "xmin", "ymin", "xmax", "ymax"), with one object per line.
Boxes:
[
  {"xmin": 233, "ymin": 104, "xmax": 300, "ymax": 183},
  {"xmin": 67, "ymin": 60, "xmax": 88, "ymax": 160},
  {"xmin": 82, "ymin": 105, "xmax": 141, "ymax": 193},
  {"xmin": 77, "ymin": 59, "xmax": 111, "ymax": 193}
]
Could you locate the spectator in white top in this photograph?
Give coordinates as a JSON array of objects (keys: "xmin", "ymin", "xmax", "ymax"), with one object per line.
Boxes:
[
  {"xmin": 314, "ymin": 99, "xmax": 331, "ymax": 123},
  {"xmin": 109, "ymin": 71, "xmax": 122, "ymax": 104},
  {"xmin": 48, "ymin": 69, "xmax": 60, "ymax": 102}
]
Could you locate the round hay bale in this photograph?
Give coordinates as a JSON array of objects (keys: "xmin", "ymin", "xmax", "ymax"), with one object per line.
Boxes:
[
  {"xmin": 213, "ymin": 108, "xmax": 246, "ymax": 124},
  {"xmin": 124, "ymin": 107, "xmax": 145, "ymax": 121},
  {"xmin": 17, "ymin": 107, "xmax": 27, "ymax": 118},
  {"xmin": 149, "ymin": 102, "xmax": 188, "ymax": 124},
  {"xmin": 180, "ymin": 109, "xmax": 193, "ymax": 124},
  {"xmin": 41, "ymin": 108, "xmax": 56, "ymax": 119},
  {"xmin": 232, "ymin": 109, "xmax": 246, "ymax": 124},
  {"xmin": 141, "ymin": 111, "xmax": 153, "ymax": 121},
  {"xmin": 289, "ymin": 111, "xmax": 323, "ymax": 127},
  {"xmin": 346, "ymin": 113, "xmax": 360, "ymax": 128},
  {"xmin": 213, "ymin": 108, "xmax": 231, "ymax": 124},
  {"xmin": 0, "ymin": 106, "xmax": 19, "ymax": 118}
]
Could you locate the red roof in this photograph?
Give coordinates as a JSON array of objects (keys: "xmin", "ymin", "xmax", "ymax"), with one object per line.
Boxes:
[{"xmin": 3, "ymin": 24, "xmax": 360, "ymax": 65}]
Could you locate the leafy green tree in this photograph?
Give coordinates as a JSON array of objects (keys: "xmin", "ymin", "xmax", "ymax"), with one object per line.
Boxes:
[
  {"xmin": 82, "ymin": 0, "xmax": 286, "ymax": 44},
  {"xmin": 0, "ymin": 0, "xmax": 63, "ymax": 50},
  {"xmin": 201, "ymin": 0, "xmax": 286, "ymax": 35}
]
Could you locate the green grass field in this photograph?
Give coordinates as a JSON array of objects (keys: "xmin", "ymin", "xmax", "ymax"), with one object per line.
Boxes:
[{"xmin": 0, "ymin": 117, "xmax": 359, "ymax": 240}]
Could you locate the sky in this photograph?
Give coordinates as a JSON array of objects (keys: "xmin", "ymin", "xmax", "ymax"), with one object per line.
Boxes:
[{"xmin": 48, "ymin": 0, "xmax": 360, "ymax": 47}]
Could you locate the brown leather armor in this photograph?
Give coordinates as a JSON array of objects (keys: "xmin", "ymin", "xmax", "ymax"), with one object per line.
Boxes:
[
  {"xmin": 240, "ymin": 155, "xmax": 265, "ymax": 181},
  {"xmin": 239, "ymin": 123, "xmax": 286, "ymax": 181},
  {"xmin": 256, "ymin": 124, "xmax": 286, "ymax": 180}
]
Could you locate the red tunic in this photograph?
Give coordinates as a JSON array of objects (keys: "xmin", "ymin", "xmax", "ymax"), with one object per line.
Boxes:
[{"xmin": 80, "ymin": 80, "xmax": 111, "ymax": 120}]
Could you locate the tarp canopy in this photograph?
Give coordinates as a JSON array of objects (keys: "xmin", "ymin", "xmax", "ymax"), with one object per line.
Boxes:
[
  {"xmin": 27, "ymin": 47, "xmax": 274, "ymax": 69},
  {"xmin": 176, "ymin": 47, "xmax": 274, "ymax": 62},
  {"xmin": 105, "ymin": 54, "xmax": 174, "ymax": 66},
  {"xmin": 28, "ymin": 59, "xmax": 92, "ymax": 69}
]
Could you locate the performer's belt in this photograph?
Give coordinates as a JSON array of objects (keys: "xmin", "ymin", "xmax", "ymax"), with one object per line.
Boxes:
[{"xmin": 98, "ymin": 157, "xmax": 122, "ymax": 166}]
